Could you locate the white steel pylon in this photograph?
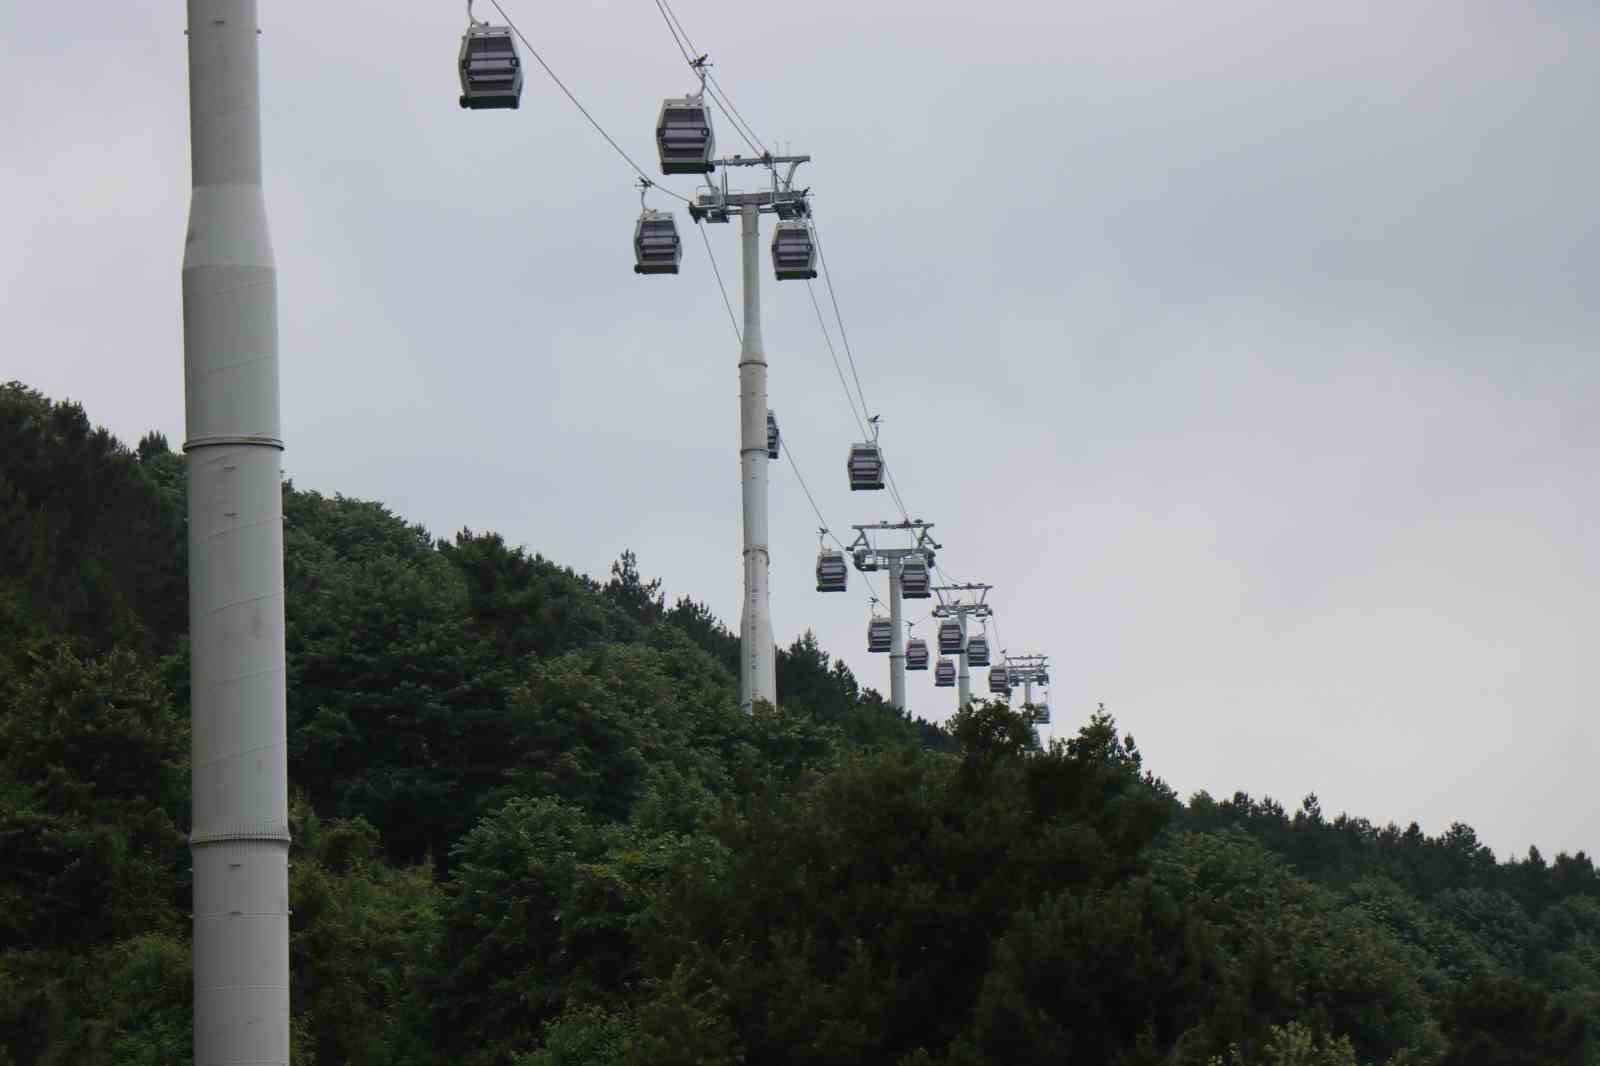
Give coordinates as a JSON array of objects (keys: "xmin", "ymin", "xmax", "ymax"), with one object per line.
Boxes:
[{"xmin": 849, "ymin": 520, "xmax": 940, "ymax": 713}]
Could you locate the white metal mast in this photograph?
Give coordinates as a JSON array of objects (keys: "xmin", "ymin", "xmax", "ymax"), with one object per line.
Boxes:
[
  {"xmin": 736, "ymin": 202, "xmax": 775, "ymax": 710},
  {"xmin": 957, "ymin": 612, "xmax": 971, "ymax": 706},
  {"xmin": 887, "ymin": 557, "xmax": 905, "ymax": 711},
  {"xmin": 183, "ymin": 1, "xmax": 290, "ymax": 1063},
  {"xmin": 692, "ymin": 153, "xmax": 810, "ymax": 713},
  {"xmin": 933, "ymin": 582, "xmax": 992, "ymax": 713},
  {"xmin": 850, "ymin": 520, "xmax": 939, "ymax": 714}
]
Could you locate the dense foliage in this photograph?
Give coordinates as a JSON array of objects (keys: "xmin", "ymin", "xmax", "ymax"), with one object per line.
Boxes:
[{"xmin": 2, "ymin": 380, "xmax": 1597, "ymax": 1065}]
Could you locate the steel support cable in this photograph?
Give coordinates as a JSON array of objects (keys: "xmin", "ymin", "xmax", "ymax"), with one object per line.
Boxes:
[
  {"xmin": 806, "ymin": 281, "xmax": 868, "ymax": 439},
  {"xmin": 706, "ymin": 73, "xmax": 769, "ymax": 156},
  {"xmin": 881, "ymin": 459, "xmax": 913, "ymax": 522},
  {"xmin": 705, "ymin": 83, "xmax": 765, "ymax": 157},
  {"xmin": 804, "ymin": 218, "xmax": 912, "ymax": 521},
  {"xmin": 808, "ymin": 218, "xmax": 872, "ymax": 425},
  {"xmin": 651, "ymin": 0, "xmax": 697, "ymax": 65},
  {"xmin": 694, "ymin": 219, "xmax": 743, "ymax": 343},
  {"xmin": 484, "ymin": 0, "xmax": 690, "ymax": 202}
]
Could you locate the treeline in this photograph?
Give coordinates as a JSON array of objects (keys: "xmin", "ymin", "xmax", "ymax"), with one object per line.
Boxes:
[{"xmin": 1, "ymin": 379, "xmax": 1597, "ymax": 1065}]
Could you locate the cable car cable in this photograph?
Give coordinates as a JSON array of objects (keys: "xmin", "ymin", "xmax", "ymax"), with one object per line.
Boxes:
[
  {"xmin": 807, "ymin": 281, "xmax": 869, "ymax": 439},
  {"xmin": 806, "ymin": 221, "xmax": 914, "ymax": 520},
  {"xmin": 807, "ymin": 220, "xmax": 872, "ymax": 427},
  {"xmin": 651, "ymin": 0, "xmax": 698, "ymax": 66},
  {"xmin": 705, "ymin": 74, "xmax": 769, "ymax": 157},
  {"xmin": 694, "ymin": 219, "xmax": 743, "ymax": 343},
  {"xmin": 483, "ymin": 0, "xmax": 690, "ymax": 202},
  {"xmin": 881, "ymin": 456, "xmax": 913, "ymax": 522}
]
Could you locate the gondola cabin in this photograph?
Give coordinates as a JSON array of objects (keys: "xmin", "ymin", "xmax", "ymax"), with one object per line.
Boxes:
[
  {"xmin": 966, "ymin": 635, "xmax": 991, "ymax": 667},
  {"xmin": 906, "ymin": 638, "xmax": 930, "ymax": 670},
  {"xmin": 848, "ymin": 442, "xmax": 885, "ymax": 491},
  {"xmin": 458, "ymin": 25, "xmax": 523, "ymax": 109},
  {"xmin": 633, "ymin": 210, "xmax": 681, "ymax": 274},
  {"xmin": 934, "ymin": 658, "xmax": 956, "ymax": 686},
  {"xmin": 771, "ymin": 220, "xmax": 818, "ymax": 280},
  {"xmin": 899, "ymin": 553, "xmax": 931, "ymax": 598},
  {"xmin": 767, "ymin": 410, "xmax": 780, "ymax": 459},
  {"xmin": 867, "ymin": 617, "xmax": 892, "ymax": 653},
  {"xmin": 937, "ymin": 619, "xmax": 965, "ymax": 655},
  {"xmin": 656, "ymin": 97, "xmax": 715, "ymax": 174},
  {"xmin": 988, "ymin": 665, "xmax": 1010, "ymax": 695},
  {"xmin": 815, "ymin": 549, "xmax": 848, "ymax": 592},
  {"xmin": 853, "ymin": 549, "xmax": 878, "ymax": 572},
  {"xmin": 1036, "ymin": 703, "xmax": 1051, "ymax": 725}
]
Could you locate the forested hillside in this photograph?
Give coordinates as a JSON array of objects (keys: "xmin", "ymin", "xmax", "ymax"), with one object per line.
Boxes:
[{"xmin": 2, "ymin": 380, "xmax": 1597, "ymax": 1066}]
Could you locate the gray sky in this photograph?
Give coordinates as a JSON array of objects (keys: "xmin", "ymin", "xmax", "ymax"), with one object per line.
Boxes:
[{"xmin": 3, "ymin": 0, "xmax": 1596, "ymax": 860}]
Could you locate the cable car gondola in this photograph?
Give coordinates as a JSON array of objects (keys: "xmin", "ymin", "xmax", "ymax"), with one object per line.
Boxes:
[
  {"xmin": 656, "ymin": 96, "xmax": 715, "ymax": 175},
  {"xmin": 988, "ymin": 664, "xmax": 1010, "ymax": 695},
  {"xmin": 815, "ymin": 549, "xmax": 848, "ymax": 593},
  {"xmin": 937, "ymin": 619, "xmax": 965, "ymax": 655},
  {"xmin": 847, "ymin": 442, "xmax": 885, "ymax": 491},
  {"xmin": 1037, "ymin": 703, "xmax": 1051, "ymax": 725},
  {"xmin": 633, "ymin": 209, "xmax": 681, "ymax": 274},
  {"xmin": 767, "ymin": 410, "xmax": 780, "ymax": 459},
  {"xmin": 867, "ymin": 617, "xmax": 892, "ymax": 654},
  {"xmin": 771, "ymin": 220, "xmax": 818, "ymax": 280},
  {"xmin": 966, "ymin": 635, "xmax": 991, "ymax": 667},
  {"xmin": 458, "ymin": 22, "xmax": 523, "ymax": 110},
  {"xmin": 907, "ymin": 638, "xmax": 929, "ymax": 670},
  {"xmin": 900, "ymin": 553, "xmax": 930, "ymax": 599},
  {"xmin": 934, "ymin": 658, "xmax": 956, "ymax": 687},
  {"xmin": 853, "ymin": 548, "xmax": 878, "ymax": 572}
]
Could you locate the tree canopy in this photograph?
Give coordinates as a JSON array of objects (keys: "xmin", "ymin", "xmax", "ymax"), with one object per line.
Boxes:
[{"xmin": 2, "ymin": 382, "xmax": 1596, "ymax": 1065}]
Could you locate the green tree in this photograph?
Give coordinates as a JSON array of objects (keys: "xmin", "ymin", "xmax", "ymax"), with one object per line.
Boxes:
[
  {"xmin": 289, "ymin": 808, "xmax": 442, "ymax": 1066},
  {"xmin": 1437, "ymin": 975, "xmax": 1588, "ymax": 1065},
  {"xmin": 0, "ymin": 644, "xmax": 187, "ymax": 952}
]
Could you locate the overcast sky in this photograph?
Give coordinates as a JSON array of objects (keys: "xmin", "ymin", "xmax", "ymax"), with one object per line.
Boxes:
[{"xmin": 3, "ymin": 0, "xmax": 1595, "ymax": 859}]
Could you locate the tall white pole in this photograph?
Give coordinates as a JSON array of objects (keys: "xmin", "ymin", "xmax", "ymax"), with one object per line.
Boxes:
[
  {"xmin": 956, "ymin": 612, "xmax": 971, "ymax": 708},
  {"xmin": 184, "ymin": 2, "xmax": 290, "ymax": 1064},
  {"xmin": 1024, "ymin": 678, "xmax": 1034, "ymax": 709},
  {"xmin": 737, "ymin": 203, "xmax": 776, "ymax": 712},
  {"xmin": 888, "ymin": 558, "xmax": 906, "ymax": 712}
]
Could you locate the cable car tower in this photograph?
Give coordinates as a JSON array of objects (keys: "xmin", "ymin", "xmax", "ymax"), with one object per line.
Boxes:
[
  {"xmin": 931, "ymin": 582, "xmax": 993, "ymax": 710},
  {"xmin": 1005, "ymin": 653, "xmax": 1051, "ymax": 725},
  {"xmin": 639, "ymin": 58, "xmax": 813, "ymax": 714},
  {"xmin": 847, "ymin": 520, "xmax": 939, "ymax": 713}
]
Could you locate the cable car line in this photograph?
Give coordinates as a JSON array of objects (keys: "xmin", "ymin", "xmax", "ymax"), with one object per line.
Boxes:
[
  {"xmin": 807, "ymin": 282, "xmax": 869, "ymax": 439},
  {"xmin": 804, "ymin": 220, "xmax": 914, "ymax": 522},
  {"xmin": 650, "ymin": 0, "xmax": 698, "ymax": 66},
  {"xmin": 694, "ymin": 218, "xmax": 743, "ymax": 342},
  {"xmin": 881, "ymin": 457, "xmax": 913, "ymax": 522},
  {"xmin": 808, "ymin": 220, "xmax": 872, "ymax": 427},
  {"xmin": 704, "ymin": 74, "xmax": 768, "ymax": 157},
  {"xmin": 482, "ymin": 0, "xmax": 692, "ymax": 202}
]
